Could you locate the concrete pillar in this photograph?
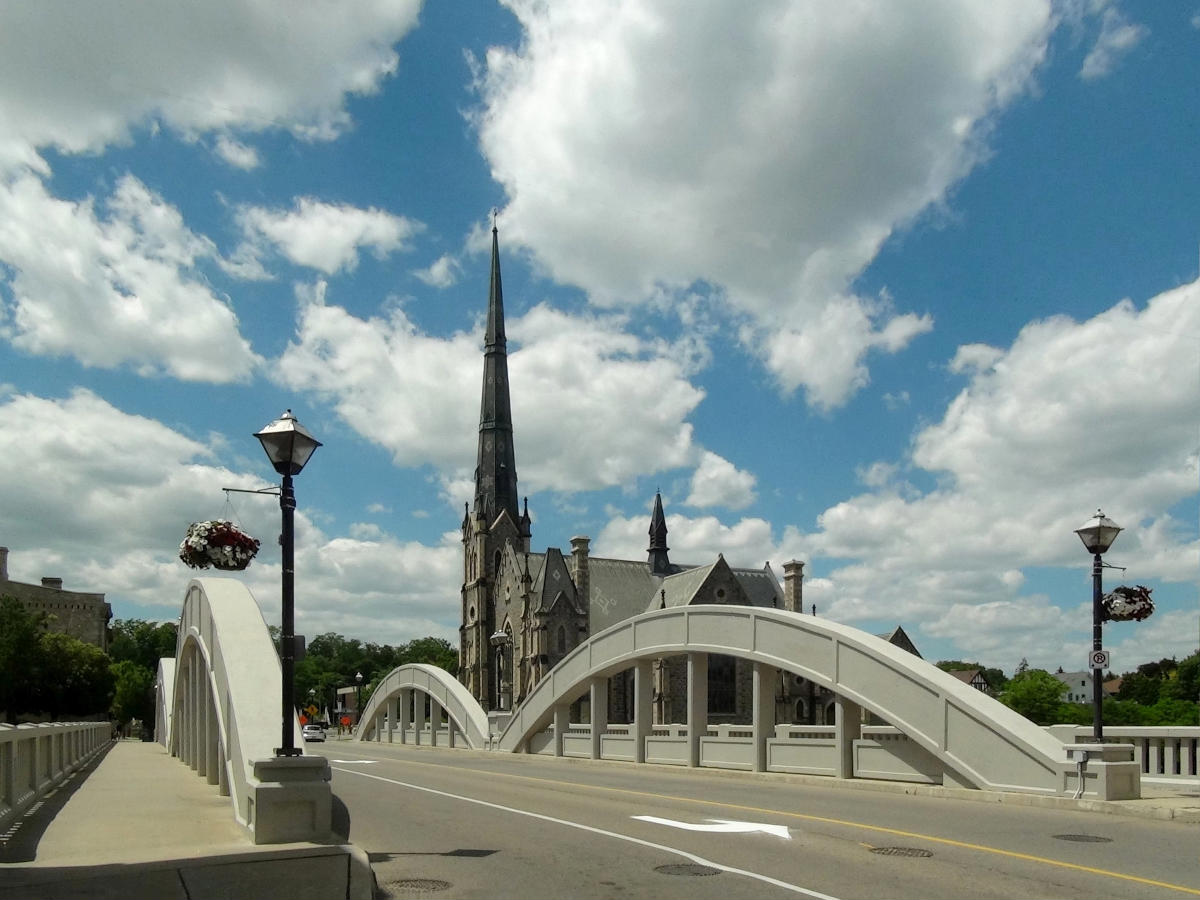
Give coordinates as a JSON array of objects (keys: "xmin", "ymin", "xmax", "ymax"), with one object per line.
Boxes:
[
  {"xmin": 413, "ymin": 691, "xmax": 425, "ymax": 745},
  {"xmin": 375, "ymin": 708, "xmax": 385, "ymax": 743},
  {"xmin": 386, "ymin": 696, "xmax": 397, "ymax": 744},
  {"xmin": 752, "ymin": 662, "xmax": 773, "ymax": 772},
  {"xmin": 399, "ymin": 689, "xmax": 411, "ymax": 744},
  {"xmin": 429, "ymin": 700, "xmax": 441, "ymax": 748},
  {"xmin": 196, "ymin": 676, "xmax": 208, "ymax": 779},
  {"xmin": 633, "ymin": 660, "xmax": 652, "ymax": 764},
  {"xmin": 553, "ymin": 703, "xmax": 569, "ymax": 757},
  {"xmin": 589, "ymin": 677, "xmax": 608, "ymax": 760},
  {"xmin": 834, "ymin": 694, "xmax": 861, "ymax": 779},
  {"xmin": 206, "ymin": 681, "xmax": 220, "ymax": 786},
  {"xmin": 687, "ymin": 653, "xmax": 708, "ymax": 768},
  {"xmin": 218, "ymin": 744, "xmax": 229, "ymax": 797}
]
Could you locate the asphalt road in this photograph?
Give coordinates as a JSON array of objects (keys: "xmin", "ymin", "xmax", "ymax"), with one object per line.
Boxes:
[{"xmin": 311, "ymin": 741, "xmax": 1200, "ymax": 900}]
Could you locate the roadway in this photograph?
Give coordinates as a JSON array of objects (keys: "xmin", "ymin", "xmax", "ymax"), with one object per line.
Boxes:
[{"xmin": 313, "ymin": 739, "xmax": 1200, "ymax": 900}]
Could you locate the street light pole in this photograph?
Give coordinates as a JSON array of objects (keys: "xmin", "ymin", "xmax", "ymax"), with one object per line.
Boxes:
[
  {"xmin": 255, "ymin": 409, "xmax": 322, "ymax": 758},
  {"xmin": 1074, "ymin": 509, "xmax": 1122, "ymax": 743},
  {"xmin": 355, "ymin": 671, "xmax": 363, "ymax": 724}
]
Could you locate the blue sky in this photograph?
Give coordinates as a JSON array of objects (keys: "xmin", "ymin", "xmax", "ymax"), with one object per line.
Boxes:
[{"xmin": 0, "ymin": 1, "xmax": 1196, "ymax": 675}]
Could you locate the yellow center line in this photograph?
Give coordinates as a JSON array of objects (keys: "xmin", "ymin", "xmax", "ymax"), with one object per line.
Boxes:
[{"xmin": 331, "ymin": 748, "xmax": 1200, "ymax": 897}]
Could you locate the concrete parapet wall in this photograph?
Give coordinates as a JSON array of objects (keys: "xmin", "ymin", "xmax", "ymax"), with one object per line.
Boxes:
[{"xmin": 0, "ymin": 721, "xmax": 110, "ymax": 835}]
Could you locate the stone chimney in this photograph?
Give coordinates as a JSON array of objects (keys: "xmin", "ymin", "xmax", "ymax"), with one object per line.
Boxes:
[
  {"xmin": 569, "ymin": 536, "xmax": 590, "ymax": 606},
  {"xmin": 41, "ymin": 576, "xmax": 63, "ymax": 590},
  {"xmin": 0, "ymin": 547, "xmax": 7, "ymax": 581},
  {"xmin": 782, "ymin": 560, "xmax": 804, "ymax": 612}
]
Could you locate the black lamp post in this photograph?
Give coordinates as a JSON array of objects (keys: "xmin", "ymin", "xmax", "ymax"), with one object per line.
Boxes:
[
  {"xmin": 255, "ymin": 409, "xmax": 322, "ymax": 757},
  {"xmin": 355, "ymin": 671, "xmax": 363, "ymax": 723},
  {"xmin": 1074, "ymin": 509, "xmax": 1122, "ymax": 743}
]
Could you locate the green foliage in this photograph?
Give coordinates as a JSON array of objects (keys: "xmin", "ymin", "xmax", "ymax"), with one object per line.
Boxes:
[
  {"xmin": 1117, "ymin": 671, "xmax": 1162, "ymax": 705},
  {"xmin": 1163, "ymin": 651, "xmax": 1199, "ymax": 702},
  {"xmin": 0, "ymin": 595, "xmax": 47, "ymax": 722},
  {"xmin": 999, "ymin": 669, "xmax": 1065, "ymax": 725},
  {"xmin": 110, "ymin": 660, "xmax": 155, "ymax": 727},
  {"xmin": 36, "ymin": 632, "xmax": 115, "ymax": 720},
  {"xmin": 109, "ymin": 619, "xmax": 177, "ymax": 671}
]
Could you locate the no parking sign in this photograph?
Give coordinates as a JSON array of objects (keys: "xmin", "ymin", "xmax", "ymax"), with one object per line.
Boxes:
[{"xmin": 1089, "ymin": 649, "xmax": 1110, "ymax": 669}]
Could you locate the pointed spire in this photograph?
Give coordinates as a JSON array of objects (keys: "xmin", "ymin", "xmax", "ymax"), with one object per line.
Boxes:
[
  {"xmin": 473, "ymin": 222, "xmax": 520, "ymax": 524},
  {"xmin": 648, "ymin": 491, "xmax": 671, "ymax": 575}
]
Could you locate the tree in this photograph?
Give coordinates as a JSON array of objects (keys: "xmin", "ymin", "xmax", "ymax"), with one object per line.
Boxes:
[
  {"xmin": 1163, "ymin": 651, "xmax": 1199, "ymax": 702},
  {"xmin": 109, "ymin": 619, "xmax": 177, "ymax": 671},
  {"xmin": 1117, "ymin": 671, "xmax": 1162, "ymax": 706},
  {"xmin": 110, "ymin": 660, "xmax": 155, "ymax": 729},
  {"xmin": 1000, "ymin": 669, "xmax": 1065, "ymax": 725},
  {"xmin": 35, "ymin": 632, "xmax": 114, "ymax": 720},
  {"xmin": 0, "ymin": 595, "xmax": 46, "ymax": 723}
]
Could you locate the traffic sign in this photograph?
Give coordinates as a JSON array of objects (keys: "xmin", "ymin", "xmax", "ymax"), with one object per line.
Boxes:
[{"xmin": 1089, "ymin": 649, "xmax": 1110, "ymax": 669}]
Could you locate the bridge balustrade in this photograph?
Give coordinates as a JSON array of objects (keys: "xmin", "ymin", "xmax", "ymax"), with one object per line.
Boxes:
[
  {"xmin": 0, "ymin": 721, "xmax": 110, "ymax": 835},
  {"xmin": 355, "ymin": 664, "xmax": 489, "ymax": 750}
]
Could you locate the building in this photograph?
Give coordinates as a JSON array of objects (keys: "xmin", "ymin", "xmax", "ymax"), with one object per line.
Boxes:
[
  {"xmin": 458, "ymin": 229, "xmax": 918, "ymax": 726},
  {"xmin": 1051, "ymin": 670, "xmax": 1096, "ymax": 705},
  {"xmin": 946, "ymin": 667, "xmax": 993, "ymax": 697},
  {"xmin": 0, "ymin": 546, "xmax": 112, "ymax": 651}
]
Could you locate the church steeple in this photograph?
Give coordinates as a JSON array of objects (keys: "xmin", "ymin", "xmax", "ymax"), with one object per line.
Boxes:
[
  {"xmin": 648, "ymin": 491, "xmax": 672, "ymax": 575},
  {"xmin": 473, "ymin": 224, "xmax": 520, "ymax": 524}
]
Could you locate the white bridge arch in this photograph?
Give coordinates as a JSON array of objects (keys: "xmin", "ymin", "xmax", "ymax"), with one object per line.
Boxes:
[
  {"xmin": 165, "ymin": 577, "xmax": 333, "ymax": 843},
  {"xmin": 356, "ymin": 663, "xmax": 489, "ymax": 750},
  {"xmin": 496, "ymin": 605, "xmax": 1090, "ymax": 796}
]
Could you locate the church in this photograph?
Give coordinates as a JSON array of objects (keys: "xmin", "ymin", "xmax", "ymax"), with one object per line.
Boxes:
[{"xmin": 458, "ymin": 227, "xmax": 918, "ymax": 726}]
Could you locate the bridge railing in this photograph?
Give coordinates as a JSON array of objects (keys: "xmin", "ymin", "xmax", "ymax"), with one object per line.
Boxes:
[
  {"xmin": 1047, "ymin": 725, "xmax": 1199, "ymax": 779},
  {"xmin": 168, "ymin": 578, "xmax": 332, "ymax": 844},
  {"xmin": 0, "ymin": 721, "xmax": 111, "ymax": 835}
]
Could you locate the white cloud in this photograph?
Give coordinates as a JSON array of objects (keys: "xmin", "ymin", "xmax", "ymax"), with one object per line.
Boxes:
[
  {"xmin": 214, "ymin": 135, "xmax": 261, "ymax": 170},
  {"xmin": 595, "ymin": 507, "xmax": 792, "ymax": 571},
  {"xmin": 0, "ymin": 1, "xmax": 423, "ymax": 173},
  {"xmin": 0, "ymin": 173, "xmax": 260, "ymax": 382},
  {"xmin": 414, "ymin": 254, "xmax": 460, "ymax": 288},
  {"xmin": 237, "ymin": 198, "xmax": 423, "ymax": 275},
  {"xmin": 275, "ymin": 287, "xmax": 706, "ymax": 494},
  {"xmin": 685, "ymin": 451, "xmax": 757, "ymax": 510},
  {"xmin": 1080, "ymin": 7, "xmax": 1148, "ymax": 80},
  {"xmin": 476, "ymin": 0, "xmax": 1051, "ymax": 408},
  {"xmin": 0, "ymin": 388, "xmax": 463, "ymax": 643}
]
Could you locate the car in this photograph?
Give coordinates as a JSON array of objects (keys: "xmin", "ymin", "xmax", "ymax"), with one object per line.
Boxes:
[{"xmin": 302, "ymin": 724, "xmax": 325, "ymax": 742}]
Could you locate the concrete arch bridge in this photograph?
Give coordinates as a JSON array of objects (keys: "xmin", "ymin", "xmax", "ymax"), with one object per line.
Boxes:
[{"xmin": 356, "ymin": 606, "xmax": 1139, "ymax": 799}]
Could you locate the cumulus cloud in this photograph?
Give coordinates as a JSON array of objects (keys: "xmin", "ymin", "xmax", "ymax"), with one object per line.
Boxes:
[
  {"xmin": 476, "ymin": 0, "xmax": 1051, "ymax": 408},
  {"xmin": 0, "ymin": 173, "xmax": 259, "ymax": 381},
  {"xmin": 685, "ymin": 451, "xmax": 757, "ymax": 510},
  {"xmin": 0, "ymin": 1, "xmax": 422, "ymax": 173},
  {"xmin": 275, "ymin": 286, "xmax": 706, "ymax": 494},
  {"xmin": 214, "ymin": 135, "xmax": 261, "ymax": 170},
  {"xmin": 414, "ymin": 253, "xmax": 461, "ymax": 288},
  {"xmin": 237, "ymin": 199, "xmax": 423, "ymax": 275},
  {"xmin": 800, "ymin": 279, "xmax": 1199, "ymax": 667},
  {"xmin": 0, "ymin": 388, "xmax": 463, "ymax": 641}
]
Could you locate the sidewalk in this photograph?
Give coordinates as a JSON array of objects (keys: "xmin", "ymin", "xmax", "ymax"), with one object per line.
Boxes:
[{"xmin": 0, "ymin": 740, "xmax": 371, "ymax": 900}]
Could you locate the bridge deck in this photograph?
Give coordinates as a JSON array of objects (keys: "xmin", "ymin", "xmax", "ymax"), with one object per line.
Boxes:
[{"xmin": 0, "ymin": 739, "xmax": 369, "ymax": 900}]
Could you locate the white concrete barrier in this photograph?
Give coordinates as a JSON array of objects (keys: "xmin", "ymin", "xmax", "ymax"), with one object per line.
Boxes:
[
  {"xmin": 356, "ymin": 664, "xmax": 489, "ymax": 750},
  {"xmin": 0, "ymin": 721, "xmax": 110, "ymax": 834}
]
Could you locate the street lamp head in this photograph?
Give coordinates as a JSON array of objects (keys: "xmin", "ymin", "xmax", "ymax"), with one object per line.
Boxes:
[
  {"xmin": 254, "ymin": 409, "xmax": 322, "ymax": 477},
  {"xmin": 355, "ymin": 671, "xmax": 363, "ymax": 684},
  {"xmin": 1074, "ymin": 508, "xmax": 1123, "ymax": 556}
]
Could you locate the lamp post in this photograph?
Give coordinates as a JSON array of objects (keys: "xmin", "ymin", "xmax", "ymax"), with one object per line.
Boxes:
[
  {"xmin": 355, "ymin": 671, "xmax": 363, "ymax": 723},
  {"xmin": 1074, "ymin": 509, "xmax": 1122, "ymax": 743},
  {"xmin": 255, "ymin": 409, "xmax": 322, "ymax": 757}
]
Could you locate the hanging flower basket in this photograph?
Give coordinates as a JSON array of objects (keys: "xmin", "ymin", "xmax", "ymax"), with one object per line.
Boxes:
[
  {"xmin": 179, "ymin": 520, "xmax": 261, "ymax": 571},
  {"xmin": 1101, "ymin": 584, "xmax": 1154, "ymax": 622}
]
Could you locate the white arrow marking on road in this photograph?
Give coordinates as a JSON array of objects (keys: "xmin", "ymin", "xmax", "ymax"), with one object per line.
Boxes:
[
  {"xmin": 330, "ymin": 759, "xmax": 378, "ymax": 764},
  {"xmin": 633, "ymin": 815, "xmax": 791, "ymax": 839}
]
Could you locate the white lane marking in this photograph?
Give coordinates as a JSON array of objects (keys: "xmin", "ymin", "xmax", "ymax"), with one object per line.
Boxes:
[
  {"xmin": 330, "ymin": 759, "xmax": 378, "ymax": 764},
  {"xmin": 633, "ymin": 815, "xmax": 791, "ymax": 839},
  {"xmin": 331, "ymin": 765, "xmax": 838, "ymax": 899}
]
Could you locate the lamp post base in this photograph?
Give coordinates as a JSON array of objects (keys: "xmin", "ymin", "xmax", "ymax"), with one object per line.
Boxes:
[{"xmin": 274, "ymin": 746, "xmax": 304, "ymax": 757}]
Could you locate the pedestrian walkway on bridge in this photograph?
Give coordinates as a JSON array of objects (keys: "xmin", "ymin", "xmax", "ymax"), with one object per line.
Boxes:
[{"xmin": 0, "ymin": 739, "xmax": 371, "ymax": 900}]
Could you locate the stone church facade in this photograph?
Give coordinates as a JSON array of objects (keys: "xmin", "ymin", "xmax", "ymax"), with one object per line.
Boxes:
[{"xmin": 459, "ymin": 229, "xmax": 916, "ymax": 726}]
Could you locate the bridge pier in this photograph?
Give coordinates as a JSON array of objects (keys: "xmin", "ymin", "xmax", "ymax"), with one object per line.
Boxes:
[
  {"xmin": 687, "ymin": 653, "xmax": 708, "ymax": 768},
  {"xmin": 399, "ymin": 689, "xmax": 411, "ymax": 743},
  {"xmin": 633, "ymin": 660, "xmax": 651, "ymax": 763},
  {"xmin": 386, "ymin": 697, "xmax": 397, "ymax": 743},
  {"xmin": 589, "ymin": 677, "xmax": 608, "ymax": 760},
  {"xmin": 834, "ymin": 694, "xmax": 862, "ymax": 779},
  {"xmin": 553, "ymin": 704, "xmax": 568, "ymax": 757},
  {"xmin": 413, "ymin": 691, "xmax": 425, "ymax": 745},
  {"xmin": 752, "ymin": 662, "xmax": 773, "ymax": 772}
]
